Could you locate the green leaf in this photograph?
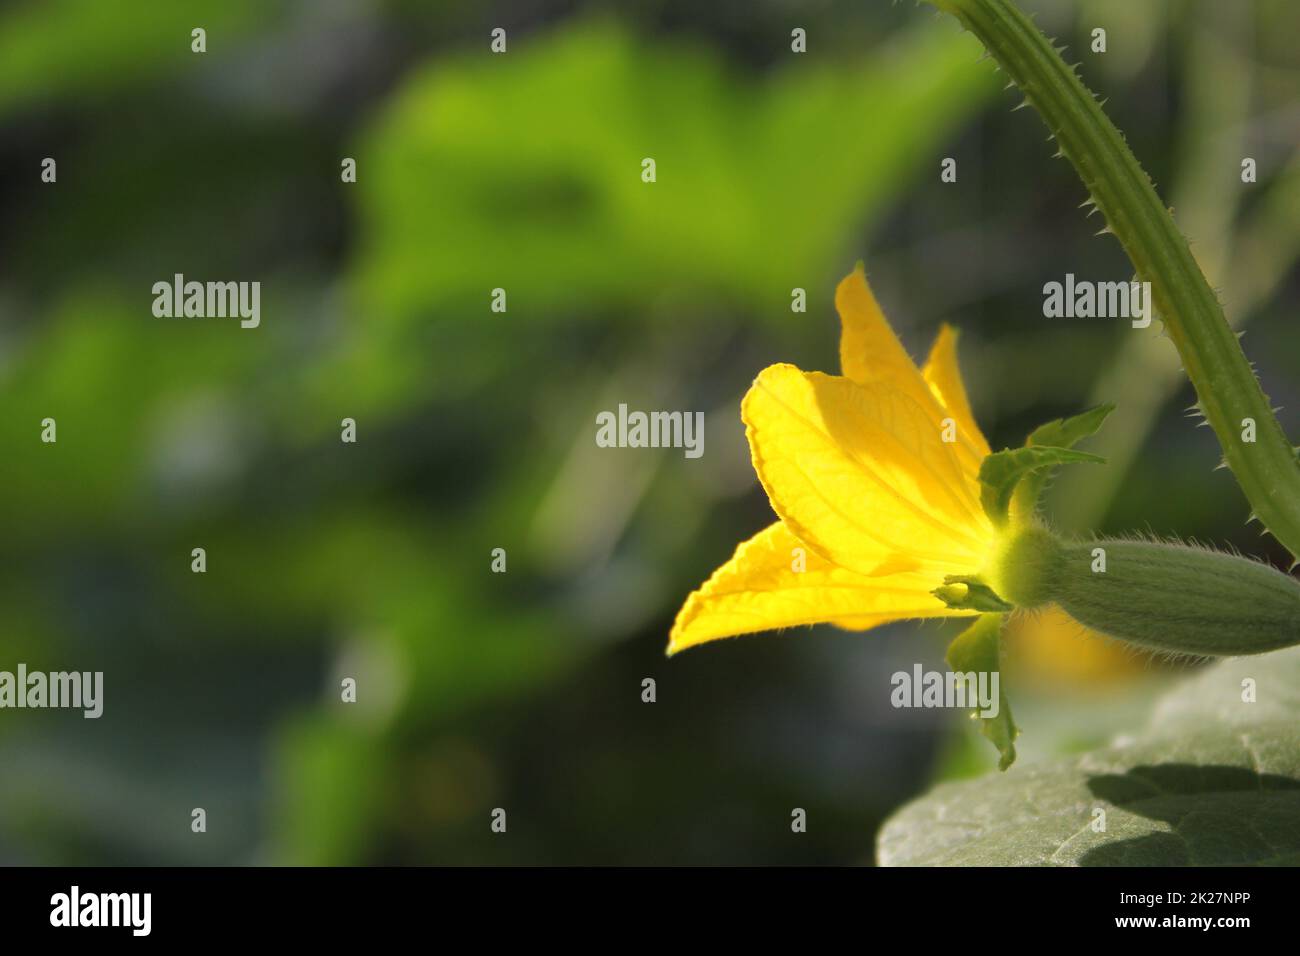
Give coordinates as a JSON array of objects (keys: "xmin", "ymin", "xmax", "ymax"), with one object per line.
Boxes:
[
  {"xmin": 1026, "ymin": 403, "xmax": 1116, "ymax": 450},
  {"xmin": 878, "ymin": 647, "xmax": 1300, "ymax": 866},
  {"xmin": 945, "ymin": 615, "xmax": 1019, "ymax": 771},
  {"xmin": 1015, "ymin": 404, "xmax": 1115, "ymax": 515},
  {"xmin": 979, "ymin": 446, "xmax": 1105, "ymax": 526},
  {"xmin": 351, "ymin": 19, "xmax": 998, "ymax": 329},
  {"xmin": 0, "ymin": 1, "xmax": 272, "ymax": 118}
]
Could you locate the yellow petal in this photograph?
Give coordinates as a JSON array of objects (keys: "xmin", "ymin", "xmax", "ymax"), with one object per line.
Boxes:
[
  {"xmin": 836, "ymin": 265, "xmax": 928, "ymax": 395},
  {"xmin": 836, "ymin": 267, "xmax": 985, "ymax": 473},
  {"xmin": 668, "ymin": 522, "xmax": 972, "ymax": 654},
  {"xmin": 742, "ymin": 364, "xmax": 993, "ymax": 578},
  {"xmin": 921, "ymin": 324, "xmax": 992, "ymax": 459}
]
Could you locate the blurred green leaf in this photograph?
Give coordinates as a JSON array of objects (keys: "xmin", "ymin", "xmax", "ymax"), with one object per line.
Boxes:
[
  {"xmin": 0, "ymin": 0, "xmax": 270, "ymax": 116},
  {"xmin": 269, "ymin": 714, "xmax": 388, "ymax": 866},
  {"xmin": 350, "ymin": 18, "xmax": 997, "ymax": 328}
]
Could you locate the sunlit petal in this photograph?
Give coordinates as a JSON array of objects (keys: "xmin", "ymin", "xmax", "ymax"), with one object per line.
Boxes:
[
  {"xmin": 742, "ymin": 364, "xmax": 993, "ymax": 576},
  {"xmin": 921, "ymin": 323, "xmax": 991, "ymax": 460},
  {"xmin": 669, "ymin": 522, "xmax": 973, "ymax": 654},
  {"xmin": 836, "ymin": 265, "xmax": 928, "ymax": 396}
]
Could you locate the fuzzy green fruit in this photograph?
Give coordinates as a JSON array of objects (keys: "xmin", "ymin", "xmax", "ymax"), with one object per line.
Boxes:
[{"xmin": 997, "ymin": 527, "xmax": 1300, "ymax": 656}]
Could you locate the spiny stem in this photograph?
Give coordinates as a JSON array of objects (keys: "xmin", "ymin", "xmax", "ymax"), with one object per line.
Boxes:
[{"xmin": 926, "ymin": 0, "xmax": 1300, "ymax": 562}]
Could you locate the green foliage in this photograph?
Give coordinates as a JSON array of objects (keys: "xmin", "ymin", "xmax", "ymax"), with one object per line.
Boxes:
[
  {"xmin": 349, "ymin": 19, "xmax": 996, "ymax": 330},
  {"xmin": 879, "ymin": 647, "xmax": 1300, "ymax": 865},
  {"xmin": 0, "ymin": 0, "xmax": 271, "ymax": 116},
  {"xmin": 269, "ymin": 715, "xmax": 388, "ymax": 866}
]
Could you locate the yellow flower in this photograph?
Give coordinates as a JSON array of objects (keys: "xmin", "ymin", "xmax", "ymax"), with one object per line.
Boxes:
[{"xmin": 668, "ymin": 265, "xmax": 1003, "ymax": 655}]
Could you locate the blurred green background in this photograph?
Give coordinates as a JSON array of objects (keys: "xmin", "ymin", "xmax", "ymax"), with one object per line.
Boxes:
[{"xmin": 0, "ymin": 0, "xmax": 1297, "ymax": 865}]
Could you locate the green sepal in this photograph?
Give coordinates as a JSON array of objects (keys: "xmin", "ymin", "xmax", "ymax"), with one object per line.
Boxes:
[
  {"xmin": 945, "ymin": 613, "xmax": 1019, "ymax": 770},
  {"xmin": 1014, "ymin": 404, "xmax": 1115, "ymax": 516},
  {"xmin": 979, "ymin": 445, "xmax": 1105, "ymax": 526},
  {"xmin": 1026, "ymin": 403, "xmax": 1115, "ymax": 449}
]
